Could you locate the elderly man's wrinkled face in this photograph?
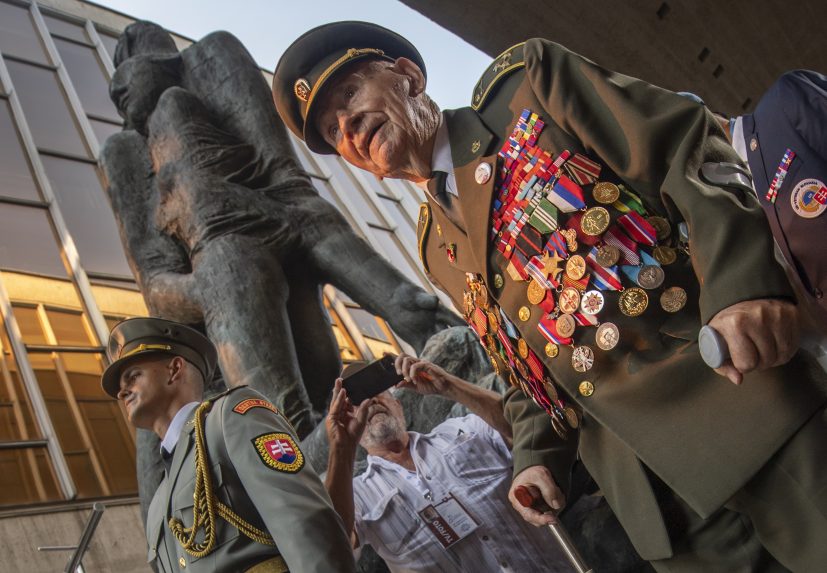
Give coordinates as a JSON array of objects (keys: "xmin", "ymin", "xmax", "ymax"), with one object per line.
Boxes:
[
  {"xmin": 359, "ymin": 390, "xmax": 407, "ymax": 449},
  {"xmin": 313, "ymin": 58, "xmax": 435, "ymax": 180}
]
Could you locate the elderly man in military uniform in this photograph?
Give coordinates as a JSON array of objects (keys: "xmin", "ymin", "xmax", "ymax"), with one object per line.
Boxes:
[
  {"xmin": 272, "ymin": 22, "xmax": 827, "ymax": 572},
  {"xmin": 102, "ymin": 317, "xmax": 356, "ymax": 573}
]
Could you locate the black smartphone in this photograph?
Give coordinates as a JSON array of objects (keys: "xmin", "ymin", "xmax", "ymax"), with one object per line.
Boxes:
[{"xmin": 341, "ymin": 354, "xmax": 404, "ymax": 405}]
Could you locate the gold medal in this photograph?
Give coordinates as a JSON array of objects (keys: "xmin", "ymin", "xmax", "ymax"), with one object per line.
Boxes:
[
  {"xmin": 540, "ymin": 251, "xmax": 565, "ymax": 278},
  {"xmin": 578, "ymin": 380, "xmax": 595, "ymax": 397},
  {"xmin": 593, "ymin": 182, "xmax": 621, "ymax": 204},
  {"xmin": 515, "ymin": 360, "xmax": 530, "ymax": 379},
  {"xmin": 526, "ymin": 279, "xmax": 547, "ymax": 305},
  {"xmin": 572, "ymin": 345, "xmax": 595, "ymax": 372},
  {"xmin": 647, "ymin": 216, "xmax": 672, "ymax": 241},
  {"xmin": 595, "ymin": 322, "xmax": 620, "ymax": 350},
  {"xmin": 595, "ymin": 244, "xmax": 621, "ymax": 267},
  {"xmin": 556, "ymin": 313, "xmax": 576, "ymax": 338},
  {"xmin": 581, "ymin": 206, "xmax": 611, "ymax": 236},
  {"xmin": 638, "ymin": 265, "xmax": 665, "ymax": 290},
  {"xmin": 487, "ymin": 310, "xmax": 500, "ymax": 331},
  {"xmin": 564, "ymin": 406, "xmax": 580, "ymax": 429},
  {"xmin": 560, "ymin": 228, "xmax": 579, "ymax": 252},
  {"xmin": 543, "ymin": 378, "xmax": 559, "ymax": 401},
  {"xmin": 558, "ymin": 287, "xmax": 581, "ymax": 314},
  {"xmin": 474, "ymin": 286, "xmax": 489, "ymax": 308},
  {"xmin": 565, "ymin": 255, "xmax": 587, "ymax": 280},
  {"xmin": 619, "ymin": 287, "xmax": 649, "ymax": 317},
  {"xmin": 518, "ymin": 306, "xmax": 531, "ymax": 321},
  {"xmin": 580, "ymin": 290, "xmax": 605, "ymax": 315},
  {"xmin": 544, "ymin": 342, "xmax": 559, "ymax": 358},
  {"xmin": 653, "ymin": 245, "xmax": 677, "ymax": 265},
  {"xmin": 660, "ymin": 286, "xmax": 688, "ymax": 313},
  {"xmin": 517, "ymin": 338, "xmax": 529, "ymax": 359}
]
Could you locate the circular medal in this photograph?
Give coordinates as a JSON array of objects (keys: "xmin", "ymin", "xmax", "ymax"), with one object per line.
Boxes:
[
  {"xmin": 593, "ymin": 182, "xmax": 620, "ymax": 204},
  {"xmin": 790, "ymin": 179, "xmax": 827, "ymax": 218},
  {"xmin": 551, "ymin": 416, "xmax": 569, "ymax": 439},
  {"xmin": 543, "ymin": 378, "xmax": 559, "ymax": 402},
  {"xmin": 564, "ymin": 406, "xmax": 580, "ymax": 429},
  {"xmin": 581, "ymin": 206, "xmax": 611, "ymax": 236},
  {"xmin": 556, "ymin": 313, "xmax": 577, "ymax": 338},
  {"xmin": 653, "ymin": 245, "xmax": 677, "ymax": 265},
  {"xmin": 595, "ymin": 244, "xmax": 621, "ymax": 267},
  {"xmin": 578, "ymin": 380, "xmax": 595, "ymax": 397},
  {"xmin": 595, "ymin": 322, "xmax": 620, "ymax": 350},
  {"xmin": 660, "ymin": 286, "xmax": 688, "ymax": 313},
  {"xmin": 493, "ymin": 273, "xmax": 505, "ymax": 289},
  {"xmin": 559, "ymin": 287, "xmax": 581, "ymax": 314},
  {"xmin": 474, "ymin": 161, "xmax": 492, "ymax": 184},
  {"xmin": 545, "ymin": 342, "xmax": 559, "ymax": 358},
  {"xmin": 572, "ymin": 345, "xmax": 595, "ymax": 372},
  {"xmin": 527, "ymin": 279, "xmax": 547, "ymax": 305},
  {"xmin": 647, "ymin": 216, "xmax": 672, "ymax": 240},
  {"xmin": 487, "ymin": 310, "xmax": 500, "ymax": 331},
  {"xmin": 638, "ymin": 265, "xmax": 665, "ymax": 289},
  {"xmin": 517, "ymin": 338, "xmax": 529, "ymax": 359},
  {"xmin": 518, "ymin": 306, "xmax": 531, "ymax": 321},
  {"xmin": 581, "ymin": 290, "xmax": 605, "ymax": 315},
  {"xmin": 565, "ymin": 255, "xmax": 587, "ymax": 280},
  {"xmin": 619, "ymin": 287, "xmax": 649, "ymax": 317},
  {"xmin": 515, "ymin": 360, "xmax": 530, "ymax": 380}
]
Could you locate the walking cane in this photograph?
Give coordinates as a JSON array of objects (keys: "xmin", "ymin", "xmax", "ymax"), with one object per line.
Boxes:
[{"xmin": 514, "ymin": 485, "xmax": 594, "ymax": 573}]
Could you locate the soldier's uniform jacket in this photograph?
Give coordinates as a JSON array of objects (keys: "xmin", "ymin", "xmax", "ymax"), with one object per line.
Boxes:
[
  {"xmin": 416, "ymin": 39, "xmax": 827, "ymax": 560},
  {"xmin": 146, "ymin": 385, "xmax": 355, "ymax": 573}
]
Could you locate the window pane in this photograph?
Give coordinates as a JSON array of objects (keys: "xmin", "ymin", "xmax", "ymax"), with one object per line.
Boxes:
[
  {"xmin": 0, "ymin": 205, "xmax": 67, "ymax": 277},
  {"xmin": 0, "ymin": 3, "xmax": 48, "ymax": 65},
  {"xmin": 319, "ymin": 155, "xmax": 382, "ymax": 225},
  {"xmin": 91, "ymin": 283, "xmax": 146, "ymax": 319},
  {"xmin": 88, "ymin": 117, "xmax": 122, "ymax": 148},
  {"xmin": 47, "ymin": 309, "xmax": 95, "ymax": 347},
  {"xmin": 42, "ymin": 14, "xmax": 89, "ymax": 43},
  {"xmin": 4, "ymin": 59, "xmax": 89, "ymax": 157},
  {"xmin": 0, "ymin": 447, "xmax": 62, "ymax": 505},
  {"xmin": 40, "ymin": 155, "xmax": 132, "ymax": 277},
  {"xmin": 378, "ymin": 195, "xmax": 416, "ymax": 237},
  {"xmin": 346, "ymin": 307, "xmax": 390, "ymax": 341},
  {"xmin": 370, "ymin": 227, "xmax": 423, "ymax": 285},
  {"xmin": 0, "ymin": 98, "xmax": 41, "ymax": 201},
  {"xmin": 0, "ymin": 323, "xmax": 41, "ymax": 440},
  {"xmin": 53, "ymin": 37, "xmax": 119, "ymax": 122},
  {"xmin": 97, "ymin": 32, "xmax": 119, "ymax": 64}
]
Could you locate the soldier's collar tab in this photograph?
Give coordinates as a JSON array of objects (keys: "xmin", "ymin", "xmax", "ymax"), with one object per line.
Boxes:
[{"xmin": 471, "ymin": 42, "xmax": 526, "ymax": 111}]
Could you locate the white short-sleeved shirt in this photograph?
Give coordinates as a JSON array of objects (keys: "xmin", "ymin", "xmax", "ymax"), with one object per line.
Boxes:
[{"xmin": 353, "ymin": 414, "xmax": 572, "ymax": 572}]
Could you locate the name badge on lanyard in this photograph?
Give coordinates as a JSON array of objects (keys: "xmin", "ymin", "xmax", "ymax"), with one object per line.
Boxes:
[{"xmin": 418, "ymin": 494, "xmax": 479, "ymax": 549}]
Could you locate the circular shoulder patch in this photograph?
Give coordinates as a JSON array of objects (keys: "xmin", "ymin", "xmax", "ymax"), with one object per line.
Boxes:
[
  {"xmin": 790, "ymin": 178, "xmax": 827, "ymax": 219},
  {"xmin": 252, "ymin": 432, "xmax": 304, "ymax": 473}
]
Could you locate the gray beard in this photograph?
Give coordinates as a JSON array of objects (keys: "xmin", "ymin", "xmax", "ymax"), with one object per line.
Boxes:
[{"xmin": 362, "ymin": 414, "xmax": 405, "ymax": 449}]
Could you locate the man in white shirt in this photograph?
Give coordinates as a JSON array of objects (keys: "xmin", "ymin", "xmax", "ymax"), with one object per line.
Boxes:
[{"xmin": 324, "ymin": 353, "xmax": 573, "ymax": 572}]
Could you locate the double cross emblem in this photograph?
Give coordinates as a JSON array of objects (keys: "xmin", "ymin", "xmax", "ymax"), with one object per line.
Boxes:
[{"xmin": 493, "ymin": 51, "xmax": 513, "ymax": 73}]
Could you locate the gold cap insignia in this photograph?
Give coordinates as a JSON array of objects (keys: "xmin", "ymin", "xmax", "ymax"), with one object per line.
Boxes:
[{"xmin": 294, "ymin": 78, "xmax": 311, "ymax": 102}]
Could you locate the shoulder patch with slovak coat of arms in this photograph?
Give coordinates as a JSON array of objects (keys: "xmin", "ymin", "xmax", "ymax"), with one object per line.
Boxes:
[{"xmin": 252, "ymin": 432, "xmax": 304, "ymax": 473}]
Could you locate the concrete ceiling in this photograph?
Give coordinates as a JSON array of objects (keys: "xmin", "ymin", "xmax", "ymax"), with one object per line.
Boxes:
[{"xmin": 401, "ymin": 0, "xmax": 827, "ymax": 115}]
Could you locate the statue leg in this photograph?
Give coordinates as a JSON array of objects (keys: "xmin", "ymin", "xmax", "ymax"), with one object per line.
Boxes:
[
  {"xmin": 284, "ymin": 268, "xmax": 342, "ymax": 413},
  {"xmin": 194, "ymin": 235, "xmax": 319, "ymax": 437}
]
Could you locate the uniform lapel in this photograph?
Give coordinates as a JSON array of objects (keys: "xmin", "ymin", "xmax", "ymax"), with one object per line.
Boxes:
[{"xmin": 443, "ymin": 107, "xmax": 499, "ymax": 279}]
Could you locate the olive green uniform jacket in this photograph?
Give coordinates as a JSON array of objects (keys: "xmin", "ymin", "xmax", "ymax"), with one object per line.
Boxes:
[
  {"xmin": 416, "ymin": 39, "xmax": 827, "ymax": 561},
  {"xmin": 145, "ymin": 385, "xmax": 356, "ymax": 572}
]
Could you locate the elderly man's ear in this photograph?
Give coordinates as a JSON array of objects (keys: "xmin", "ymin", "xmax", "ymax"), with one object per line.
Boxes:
[{"xmin": 391, "ymin": 57, "xmax": 426, "ymax": 96}]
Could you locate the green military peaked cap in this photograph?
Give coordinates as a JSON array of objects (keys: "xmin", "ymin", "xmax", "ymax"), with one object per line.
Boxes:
[
  {"xmin": 273, "ymin": 21, "xmax": 426, "ymax": 155},
  {"xmin": 101, "ymin": 317, "xmax": 218, "ymax": 399}
]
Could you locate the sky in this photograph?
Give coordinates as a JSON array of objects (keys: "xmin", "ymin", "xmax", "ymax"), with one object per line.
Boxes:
[{"xmin": 98, "ymin": 0, "xmax": 492, "ymax": 110}]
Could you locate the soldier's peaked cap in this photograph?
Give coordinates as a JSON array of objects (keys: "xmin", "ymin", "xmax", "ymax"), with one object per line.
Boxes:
[
  {"xmin": 273, "ymin": 21, "xmax": 426, "ymax": 155},
  {"xmin": 101, "ymin": 317, "xmax": 217, "ymax": 399}
]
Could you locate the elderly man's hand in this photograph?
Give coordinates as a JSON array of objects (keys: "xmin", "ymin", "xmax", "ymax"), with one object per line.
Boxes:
[
  {"xmin": 508, "ymin": 465, "xmax": 565, "ymax": 526},
  {"xmin": 707, "ymin": 299, "xmax": 799, "ymax": 385},
  {"xmin": 394, "ymin": 353, "xmax": 454, "ymax": 396},
  {"xmin": 325, "ymin": 378, "xmax": 370, "ymax": 455}
]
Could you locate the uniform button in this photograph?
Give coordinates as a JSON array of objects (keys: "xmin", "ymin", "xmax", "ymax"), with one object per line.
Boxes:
[
  {"xmin": 579, "ymin": 381, "xmax": 594, "ymax": 397},
  {"xmin": 179, "ymin": 557, "xmax": 186, "ymax": 568},
  {"xmin": 814, "ymin": 288, "xmax": 823, "ymax": 299},
  {"xmin": 482, "ymin": 535, "xmax": 489, "ymax": 541},
  {"xmin": 750, "ymin": 137, "xmax": 758, "ymax": 151},
  {"xmin": 493, "ymin": 274, "xmax": 504, "ymax": 289}
]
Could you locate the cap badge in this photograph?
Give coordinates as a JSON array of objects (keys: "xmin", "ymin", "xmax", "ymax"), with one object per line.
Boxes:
[
  {"xmin": 471, "ymin": 140, "xmax": 481, "ymax": 153},
  {"xmin": 294, "ymin": 78, "xmax": 311, "ymax": 102}
]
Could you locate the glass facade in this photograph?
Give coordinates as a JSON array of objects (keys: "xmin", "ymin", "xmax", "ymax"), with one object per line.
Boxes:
[{"xmin": 0, "ymin": 0, "xmax": 442, "ymax": 509}]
